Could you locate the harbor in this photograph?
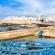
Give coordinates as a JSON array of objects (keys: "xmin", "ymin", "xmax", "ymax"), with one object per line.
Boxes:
[
  {"xmin": 0, "ymin": 23, "xmax": 55, "ymax": 40},
  {"xmin": 0, "ymin": 0, "xmax": 55, "ymax": 55}
]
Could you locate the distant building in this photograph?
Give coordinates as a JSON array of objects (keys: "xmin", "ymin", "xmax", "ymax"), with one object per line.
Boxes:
[
  {"xmin": 45, "ymin": 16, "xmax": 55, "ymax": 23},
  {"xmin": 0, "ymin": 16, "xmax": 32, "ymax": 24}
]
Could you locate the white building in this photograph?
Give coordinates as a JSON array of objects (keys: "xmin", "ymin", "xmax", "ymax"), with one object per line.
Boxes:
[{"xmin": 45, "ymin": 16, "xmax": 55, "ymax": 23}]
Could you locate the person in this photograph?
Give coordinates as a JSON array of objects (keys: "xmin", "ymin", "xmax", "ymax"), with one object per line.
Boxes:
[{"xmin": 38, "ymin": 31, "xmax": 43, "ymax": 39}]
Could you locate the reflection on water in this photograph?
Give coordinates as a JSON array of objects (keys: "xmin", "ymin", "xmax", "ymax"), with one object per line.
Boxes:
[
  {"xmin": 0, "ymin": 25, "xmax": 35, "ymax": 32},
  {"xmin": 0, "ymin": 40, "xmax": 55, "ymax": 55},
  {"xmin": 0, "ymin": 26, "xmax": 22, "ymax": 32}
]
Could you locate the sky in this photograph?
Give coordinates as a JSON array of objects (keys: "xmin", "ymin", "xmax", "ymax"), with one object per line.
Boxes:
[{"xmin": 0, "ymin": 0, "xmax": 55, "ymax": 18}]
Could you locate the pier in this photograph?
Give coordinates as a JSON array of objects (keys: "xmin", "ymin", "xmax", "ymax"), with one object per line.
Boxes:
[
  {"xmin": 0, "ymin": 28, "xmax": 55, "ymax": 40},
  {"xmin": 0, "ymin": 28, "xmax": 38, "ymax": 40},
  {"xmin": 0, "ymin": 22, "xmax": 54, "ymax": 40}
]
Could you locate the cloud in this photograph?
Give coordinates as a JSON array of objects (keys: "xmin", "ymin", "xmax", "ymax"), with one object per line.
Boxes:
[
  {"xmin": 0, "ymin": 0, "xmax": 55, "ymax": 18},
  {"xmin": 16, "ymin": 0, "xmax": 43, "ymax": 12},
  {"xmin": 40, "ymin": 0, "xmax": 55, "ymax": 15},
  {"xmin": 0, "ymin": 0, "xmax": 43, "ymax": 17}
]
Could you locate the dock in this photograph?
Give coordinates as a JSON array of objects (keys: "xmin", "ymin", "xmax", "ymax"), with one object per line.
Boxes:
[
  {"xmin": 0, "ymin": 23, "xmax": 54, "ymax": 40},
  {"xmin": 43, "ymin": 31, "xmax": 55, "ymax": 38},
  {"xmin": 0, "ymin": 28, "xmax": 55, "ymax": 40},
  {"xmin": 0, "ymin": 28, "xmax": 38, "ymax": 40}
]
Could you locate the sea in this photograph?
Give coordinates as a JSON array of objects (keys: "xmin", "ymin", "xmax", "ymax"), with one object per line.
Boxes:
[{"xmin": 0, "ymin": 40, "xmax": 55, "ymax": 55}]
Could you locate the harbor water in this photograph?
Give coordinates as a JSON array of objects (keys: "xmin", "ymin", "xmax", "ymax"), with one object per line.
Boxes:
[
  {"xmin": 0, "ymin": 25, "xmax": 37, "ymax": 32},
  {"xmin": 0, "ymin": 40, "xmax": 55, "ymax": 55}
]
